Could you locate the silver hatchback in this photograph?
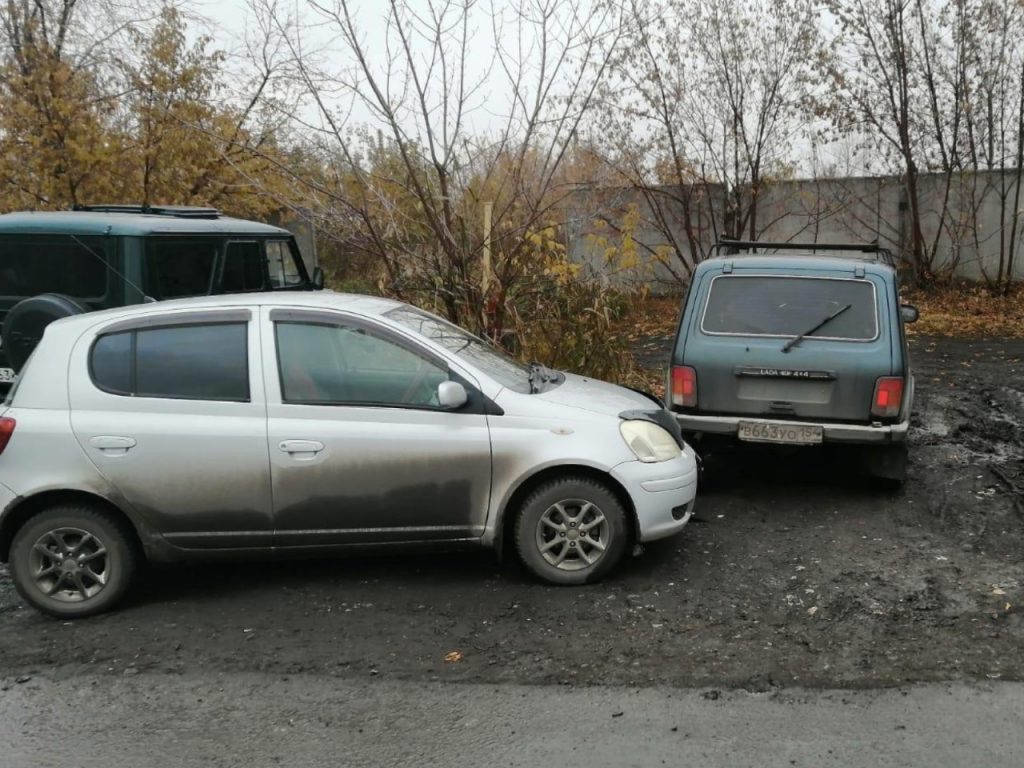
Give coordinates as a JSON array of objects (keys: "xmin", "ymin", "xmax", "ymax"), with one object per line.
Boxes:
[{"xmin": 0, "ymin": 293, "xmax": 697, "ymax": 617}]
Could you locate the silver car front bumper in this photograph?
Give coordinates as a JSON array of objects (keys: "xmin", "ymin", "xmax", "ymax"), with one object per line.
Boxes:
[
  {"xmin": 612, "ymin": 453, "xmax": 698, "ymax": 543},
  {"xmin": 677, "ymin": 414, "xmax": 909, "ymax": 444}
]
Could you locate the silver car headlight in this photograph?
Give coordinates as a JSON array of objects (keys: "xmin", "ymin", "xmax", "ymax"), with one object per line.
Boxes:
[{"xmin": 619, "ymin": 420, "xmax": 681, "ymax": 463}]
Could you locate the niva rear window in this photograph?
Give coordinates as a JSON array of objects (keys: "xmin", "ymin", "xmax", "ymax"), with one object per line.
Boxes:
[{"xmin": 701, "ymin": 275, "xmax": 878, "ymax": 341}]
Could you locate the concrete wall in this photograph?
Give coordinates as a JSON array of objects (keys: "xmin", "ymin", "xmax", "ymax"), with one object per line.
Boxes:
[
  {"xmin": 567, "ymin": 170, "xmax": 1024, "ymax": 287},
  {"xmin": 749, "ymin": 176, "xmax": 903, "ymax": 254}
]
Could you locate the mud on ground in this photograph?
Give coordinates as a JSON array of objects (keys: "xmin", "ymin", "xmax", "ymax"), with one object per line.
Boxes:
[{"xmin": 0, "ymin": 336, "xmax": 1022, "ymax": 690}]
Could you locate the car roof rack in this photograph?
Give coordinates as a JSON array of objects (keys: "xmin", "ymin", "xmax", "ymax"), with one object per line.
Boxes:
[
  {"xmin": 711, "ymin": 238, "xmax": 896, "ymax": 267},
  {"xmin": 71, "ymin": 204, "xmax": 221, "ymax": 219}
]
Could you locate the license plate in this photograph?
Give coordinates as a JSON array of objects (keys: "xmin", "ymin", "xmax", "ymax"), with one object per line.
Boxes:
[
  {"xmin": 0, "ymin": 368, "xmax": 14, "ymax": 384},
  {"xmin": 737, "ymin": 421, "xmax": 823, "ymax": 445}
]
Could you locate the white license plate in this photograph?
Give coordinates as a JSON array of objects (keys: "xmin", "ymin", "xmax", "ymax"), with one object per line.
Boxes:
[
  {"xmin": 738, "ymin": 421, "xmax": 823, "ymax": 445},
  {"xmin": 0, "ymin": 368, "xmax": 14, "ymax": 384}
]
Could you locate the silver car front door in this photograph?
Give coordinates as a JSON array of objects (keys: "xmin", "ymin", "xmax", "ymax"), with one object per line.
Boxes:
[
  {"xmin": 68, "ymin": 309, "xmax": 274, "ymax": 550},
  {"xmin": 262, "ymin": 307, "xmax": 492, "ymax": 547}
]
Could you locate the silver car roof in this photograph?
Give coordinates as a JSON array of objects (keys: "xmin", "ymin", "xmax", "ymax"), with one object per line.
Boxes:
[{"xmin": 48, "ymin": 291, "xmax": 407, "ymax": 332}]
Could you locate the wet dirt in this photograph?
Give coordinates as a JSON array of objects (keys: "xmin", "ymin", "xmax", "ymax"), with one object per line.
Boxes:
[{"xmin": 0, "ymin": 336, "xmax": 1022, "ymax": 691}]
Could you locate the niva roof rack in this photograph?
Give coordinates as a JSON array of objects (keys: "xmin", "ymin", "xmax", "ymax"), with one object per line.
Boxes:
[
  {"xmin": 711, "ymin": 238, "xmax": 896, "ymax": 267},
  {"xmin": 71, "ymin": 204, "xmax": 221, "ymax": 219}
]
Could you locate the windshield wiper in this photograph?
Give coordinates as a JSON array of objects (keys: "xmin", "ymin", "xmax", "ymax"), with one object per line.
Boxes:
[{"xmin": 782, "ymin": 304, "xmax": 852, "ymax": 353}]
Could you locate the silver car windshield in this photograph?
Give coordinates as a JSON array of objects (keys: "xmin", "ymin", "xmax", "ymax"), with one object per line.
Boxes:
[{"xmin": 386, "ymin": 306, "xmax": 531, "ymax": 393}]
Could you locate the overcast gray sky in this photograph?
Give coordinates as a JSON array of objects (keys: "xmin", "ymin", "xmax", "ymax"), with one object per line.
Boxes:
[
  {"xmin": 191, "ymin": 0, "xmax": 530, "ymax": 139},
  {"xmin": 184, "ymin": 0, "xmax": 869, "ymax": 177}
]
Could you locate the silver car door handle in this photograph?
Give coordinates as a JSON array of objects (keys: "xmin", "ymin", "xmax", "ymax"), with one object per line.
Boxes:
[
  {"xmin": 279, "ymin": 440, "xmax": 325, "ymax": 455},
  {"xmin": 89, "ymin": 436, "xmax": 137, "ymax": 456}
]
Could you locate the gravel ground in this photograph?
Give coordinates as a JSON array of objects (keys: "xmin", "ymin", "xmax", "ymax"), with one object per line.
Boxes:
[{"xmin": 0, "ymin": 335, "xmax": 1022, "ymax": 690}]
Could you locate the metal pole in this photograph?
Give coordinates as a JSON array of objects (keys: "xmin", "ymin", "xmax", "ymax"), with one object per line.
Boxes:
[{"xmin": 482, "ymin": 201, "xmax": 493, "ymax": 292}]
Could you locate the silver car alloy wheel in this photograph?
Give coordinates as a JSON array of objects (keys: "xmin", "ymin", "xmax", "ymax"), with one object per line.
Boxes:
[
  {"xmin": 28, "ymin": 527, "xmax": 109, "ymax": 603},
  {"xmin": 534, "ymin": 498, "xmax": 609, "ymax": 571}
]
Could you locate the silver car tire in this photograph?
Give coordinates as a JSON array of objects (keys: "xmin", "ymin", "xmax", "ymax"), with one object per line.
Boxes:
[
  {"xmin": 10, "ymin": 506, "xmax": 138, "ymax": 619},
  {"xmin": 514, "ymin": 476, "xmax": 628, "ymax": 586}
]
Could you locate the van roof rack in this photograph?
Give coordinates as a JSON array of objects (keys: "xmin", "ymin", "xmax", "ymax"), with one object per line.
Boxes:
[
  {"xmin": 711, "ymin": 238, "xmax": 896, "ymax": 267},
  {"xmin": 71, "ymin": 204, "xmax": 221, "ymax": 219}
]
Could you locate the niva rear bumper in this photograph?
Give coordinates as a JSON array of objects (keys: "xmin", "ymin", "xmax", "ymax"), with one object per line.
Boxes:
[{"xmin": 676, "ymin": 413, "xmax": 909, "ymax": 444}]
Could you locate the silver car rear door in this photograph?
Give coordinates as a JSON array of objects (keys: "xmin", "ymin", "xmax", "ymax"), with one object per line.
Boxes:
[{"xmin": 67, "ymin": 307, "xmax": 274, "ymax": 550}]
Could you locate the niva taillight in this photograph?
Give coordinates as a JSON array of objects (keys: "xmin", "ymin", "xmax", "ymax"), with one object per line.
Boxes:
[
  {"xmin": 670, "ymin": 365, "xmax": 697, "ymax": 408},
  {"xmin": 871, "ymin": 377, "xmax": 904, "ymax": 419}
]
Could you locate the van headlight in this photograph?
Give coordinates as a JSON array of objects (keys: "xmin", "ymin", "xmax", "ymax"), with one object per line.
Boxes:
[{"xmin": 619, "ymin": 420, "xmax": 681, "ymax": 463}]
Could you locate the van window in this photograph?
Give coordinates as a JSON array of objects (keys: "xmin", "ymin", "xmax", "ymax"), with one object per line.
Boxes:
[
  {"xmin": 0, "ymin": 235, "xmax": 108, "ymax": 299},
  {"xmin": 144, "ymin": 239, "xmax": 218, "ymax": 299},
  {"xmin": 266, "ymin": 240, "xmax": 304, "ymax": 288},
  {"xmin": 701, "ymin": 275, "xmax": 878, "ymax": 341},
  {"xmin": 221, "ymin": 241, "xmax": 267, "ymax": 292}
]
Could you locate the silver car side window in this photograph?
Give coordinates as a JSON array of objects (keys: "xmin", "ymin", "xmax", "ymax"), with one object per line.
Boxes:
[
  {"xmin": 275, "ymin": 321, "xmax": 448, "ymax": 408},
  {"xmin": 89, "ymin": 322, "xmax": 250, "ymax": 402}
]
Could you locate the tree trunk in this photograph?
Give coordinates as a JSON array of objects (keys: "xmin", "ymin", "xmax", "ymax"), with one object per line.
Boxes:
[{"xmin": 902, "ymin": 153, "xmax": 927, "ymax": 282}]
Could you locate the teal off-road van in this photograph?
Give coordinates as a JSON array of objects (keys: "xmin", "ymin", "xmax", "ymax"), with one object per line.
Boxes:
[
  {"xmin": 0, "ymin": 205, "xmax": 323, "ymax": 396},
  {"xmin": 668, "ymin": 240, "xmax": 918, "ymax": 482}
]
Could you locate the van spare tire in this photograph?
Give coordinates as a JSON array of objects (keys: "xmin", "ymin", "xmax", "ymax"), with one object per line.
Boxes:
[{"xmin": 2, "ymin": 293, "xmax": 89, "ymax": 371}]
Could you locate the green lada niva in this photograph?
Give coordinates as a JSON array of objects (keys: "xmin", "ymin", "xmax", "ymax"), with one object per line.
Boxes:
[{"xmin": 668, "ymin": 240, "xmax": 919, "ymax": 483}]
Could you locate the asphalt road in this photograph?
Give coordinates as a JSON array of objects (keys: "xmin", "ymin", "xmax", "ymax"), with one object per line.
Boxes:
[{"xmin": 1, "ymin": 673, "xmax": 1021, "ymax": 768}]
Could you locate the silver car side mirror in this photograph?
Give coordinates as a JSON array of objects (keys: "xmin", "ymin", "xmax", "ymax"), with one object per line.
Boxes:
[
  {"xmin": 900, "ymin": 304, "xmax": 919, "ymax": 323},
  {"xmin": 437, "ymin": 381, "xmax": 468, "ymax": 409}
]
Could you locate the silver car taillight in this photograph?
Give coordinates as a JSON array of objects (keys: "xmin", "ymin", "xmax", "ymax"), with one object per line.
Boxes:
[{"xmin": 0, "ymin": 416, "xmax": 15, "ymax": 455}]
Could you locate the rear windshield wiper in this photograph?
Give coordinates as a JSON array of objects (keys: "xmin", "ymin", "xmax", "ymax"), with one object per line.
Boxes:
[{"xmin": 782, "ymin": 304, "xmax": 852, "ymax": 353}]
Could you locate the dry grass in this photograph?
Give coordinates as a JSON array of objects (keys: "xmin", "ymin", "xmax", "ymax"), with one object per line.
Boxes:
[
  {"xmin": 620, "ymin": 295, "xmax": 684, "ymax": 396},
  {"xmin": 902, "ymin": 283, "xmax": 1024, "ymax": 337},
  {"xmin": 624, "ymin": 295, "xmax": 684, "ymax": 340}
]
